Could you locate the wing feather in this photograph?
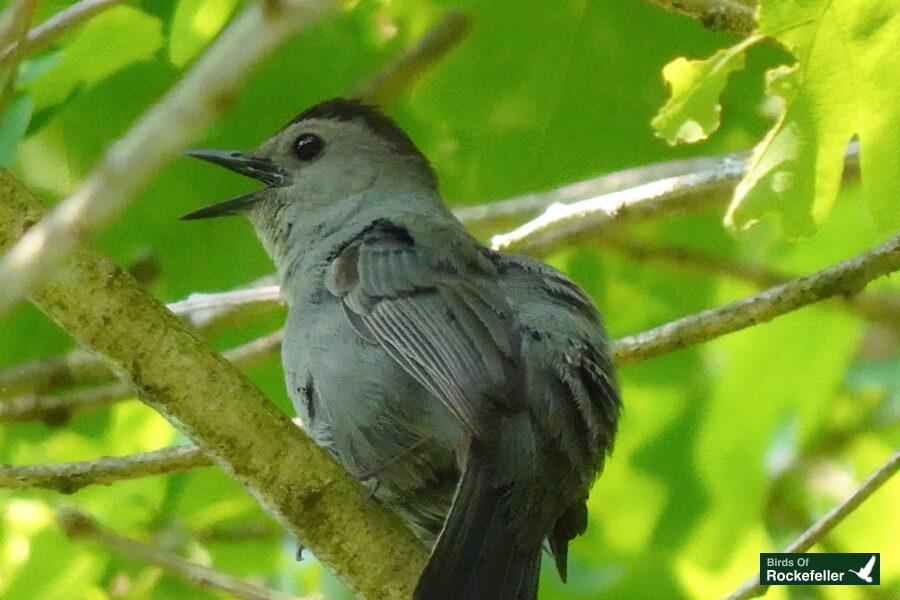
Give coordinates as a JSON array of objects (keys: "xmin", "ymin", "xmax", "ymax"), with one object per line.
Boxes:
[{"xmin": 327, "ymin": 222, "xmax": 517, "ymax": 438}]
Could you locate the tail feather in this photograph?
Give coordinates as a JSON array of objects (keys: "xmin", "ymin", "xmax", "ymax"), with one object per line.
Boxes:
[
  {"xmin": 414, "ymin": 443, "xmax": 542, "ymax": 600},
  {"xmin": 547, "ymin": 502, "xmax": 588, "ymax": 582}
]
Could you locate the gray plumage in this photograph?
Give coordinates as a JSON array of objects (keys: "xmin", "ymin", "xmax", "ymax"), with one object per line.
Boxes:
[{"xmin": 184, "ymin": 98, "xmax": 620, "ymax": 599}]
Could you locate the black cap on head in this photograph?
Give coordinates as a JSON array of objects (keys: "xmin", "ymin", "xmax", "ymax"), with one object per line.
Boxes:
[{"xmin": 285, "ymin": 98, "xmax": 437, "ymax": 188}]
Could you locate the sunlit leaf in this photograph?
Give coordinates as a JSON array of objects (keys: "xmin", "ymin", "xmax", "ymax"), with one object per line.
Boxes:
[
  {"xmin": 652, "ymin": 36, "xmax": 760, "ymax": 145},
  {"xmin": 727, "ymin": 0, "xmax": 900, "ymax": 234}
]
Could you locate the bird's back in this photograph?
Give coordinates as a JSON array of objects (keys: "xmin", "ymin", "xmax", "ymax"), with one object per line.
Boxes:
[{"xmin": 282, "ymin": 204, "xmax": 620, "ymax": 597}]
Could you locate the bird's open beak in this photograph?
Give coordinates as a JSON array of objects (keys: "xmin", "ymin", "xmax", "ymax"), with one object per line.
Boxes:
[{"xmin": 180, "ymin": 149, "xmax": 286, "ymax": 220}]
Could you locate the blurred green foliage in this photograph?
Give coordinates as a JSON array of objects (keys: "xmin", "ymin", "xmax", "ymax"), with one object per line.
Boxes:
[{"xmin": 0, "ymin": 1, "xmax": 897, "ymax": 599}]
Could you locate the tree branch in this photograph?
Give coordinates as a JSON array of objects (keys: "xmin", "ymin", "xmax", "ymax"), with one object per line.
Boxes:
[
  {"xmin": 0, "ymin": 285, "xmax": 284, "ymax": 398},
  {"xmin": 58, "ymin": 508, "xmax": 307, "ymax": 600},
  {"xmin": 0, "ymin": 346, "xmax": 112, "ymax": 398},
  {"xmin": 0, "ymin": 0, "xmax": 337, "ymax": 315},
  {"xmin": 0, "ymin": 446, "xmax": 211, "ymax": 493},
  {"xmin": 0, "ymin": 0, "xmax": 126, "ymax": 70},
  {"xmin": 612, "ymin": 233, "xmax": 900, "ymax": 366},
  {"xmin": 352, "ymin": 9, "xmax": 472, "ymax": 106},
  {"xmin": 0, "ymin": 381, "xmax": 130, "ymax": 424},
  {"xmin": 0, "ymin": 0, "xmax": 40, "ymax": 111},
  {"xmin": 488, "ymin": 144, "xmax": 860, "ymax": 258},
  {"xmin": 168, "ymin": 279, "xmax": 282, "ymax": 331},
  {"xmin": 0, "ymin": 329, "xmax": 283, "ymax": 423},
  {"xmin": 641, "ymin": 0, "xmax": 756, "ymax": 34},
  {"xmin": 455, "ymin": 151, "xmax": 748, "ymax": 239},
  {"xmin": 726, "ymin": 451, "xmax": 900, "ymax": 600},
  {"xmin": 596, "ymin": 235, "xmax": 900, "ymax": 327},
  {"xmin": 1, "ymin": 172, "xmax": 425, "ymax": 597}
]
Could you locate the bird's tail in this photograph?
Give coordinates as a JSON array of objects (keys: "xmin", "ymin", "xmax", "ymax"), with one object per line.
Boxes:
[{"xmin": 413, "ymin": 441, "xmax": 541, "ymax": 600}]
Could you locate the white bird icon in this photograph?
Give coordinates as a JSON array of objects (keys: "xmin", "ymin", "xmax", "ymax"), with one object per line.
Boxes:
[{"xmin": 848, "ymin": 555, "xmax": 877, "ymax": 583}]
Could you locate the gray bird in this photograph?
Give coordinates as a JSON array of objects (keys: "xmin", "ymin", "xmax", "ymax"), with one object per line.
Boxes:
[{"xmin": 183, "ymin": 99, "xmax": 620, "ymax": 599}]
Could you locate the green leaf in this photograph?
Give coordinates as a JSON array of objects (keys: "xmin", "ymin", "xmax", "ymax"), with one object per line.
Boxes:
[
  {"xmin": 23, "ymin": 5, "xmax": 164, "ymax": 110},
  {"xmin": 168, "ymin": 0, "xmax": 239, "ymax": 68},
  {"xmin": 0, "ymin": 95, "xmax": 33, "ymax": 166},
  {"xmin": 727, "ymin": 0, "xmax": 900, "ymax": 234},
  {"xmin": 652, "ymin": 37, "xmax": 760, "ymax": 145}
]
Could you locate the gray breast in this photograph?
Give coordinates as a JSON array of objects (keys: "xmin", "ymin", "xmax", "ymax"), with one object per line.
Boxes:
[{"xmin": 282, "ymin": 293, "xmax": 464, "ymax": 541}]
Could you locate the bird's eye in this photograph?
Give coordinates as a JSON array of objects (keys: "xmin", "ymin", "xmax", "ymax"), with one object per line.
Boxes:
[{"xmin": 294, "ymin": 133, "xmax": 324, "ymax": 161}]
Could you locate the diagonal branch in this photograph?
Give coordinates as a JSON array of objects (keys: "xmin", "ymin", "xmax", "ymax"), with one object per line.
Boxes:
[
  {"xmin": 352, "ymin": 9, "xmax": 472, "ymax": 106},
  {"xmin": 612, "ymin": 233, "xmax": 900, "ymax": 366},
  {"xmin": 726, "ymin": 451, "xmax": 900, "ymax": 600},
  {"xmin": 488, "ymin": 144, "xmax": 860, "ymax": 258},
  {"xmin": 0, "ymin": 287, "xmax": 284, "ymax": 398},
  {"xmin": 0, "ymin": 346, "xmax": 111, "ymax": 398},
  {"xmin": 0, "ymin": 0, "xmax": 337, "ymax": 315},
  {"xmin": 0, "ymin": 380, "xmax": 131, "ymax": 424},
  {"xmin": 0, "ymin": 0, "xmax": 126, "ymax": 70},
  {"xmin": 1, "ymin": 171, "xmax": 425, "ymax": 597},
  {"xmin": 456, "ymin": 151, "xmax": 748, "ymax": 240},
  {"xmin": 0, "ymin": 329, "xmax": 283, "ymax": 423},
  {"xmin": 59, "ymin": 508, "xmax": 309, "ymax": 600},
  {"xmin": 596, "ymin": 235, "xmax": 900, "ymax": 327},
  {"xmin": 0, "ymin": 446, "xmax": 211, "ymax": 493},
  {"xmin": 0, "ymin": 7, "xmax": 472, "ymax": 399}
]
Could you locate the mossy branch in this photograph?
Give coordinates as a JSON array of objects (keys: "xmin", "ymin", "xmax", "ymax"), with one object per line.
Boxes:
[{"xmin": 0, "ymin": 170, "xmax": 425, "ymax": 599}]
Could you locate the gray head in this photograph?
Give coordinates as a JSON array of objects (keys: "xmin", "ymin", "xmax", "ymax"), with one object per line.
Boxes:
[{"xmin": 181, "ymin": 98, "xmax": 437, "ymax": 222}]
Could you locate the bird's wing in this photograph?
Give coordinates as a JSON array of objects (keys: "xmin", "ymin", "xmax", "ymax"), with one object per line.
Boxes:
[
  {"xmin": 325, "ymin": 220, "xmax": 520, "ymax": 438},
  {"xmin": 862, "ymin": 555, "xmax": 876, "ymax": 576},
  {"xmin": 496, "ymin": 254, "xmax": 620, "ymax": 463}
]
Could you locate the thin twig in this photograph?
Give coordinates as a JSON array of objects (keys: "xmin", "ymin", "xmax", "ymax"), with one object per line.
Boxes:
[
  {"xmin": 195, "ymin": 522, "xmax": 281, "ymax": 542},
  {"xmin": 352, "ymin": 10, "xmax": 472, "ymax": 106},
  {"xmin": 0, "ymin": 381, "xmax": 130, "ymax": 424},
  {"xmin": 597, "ymin": 235, "xmax": 900, "ymax": 327},
  {"xmin": 642, "ymin": 0, "xmax": 756, "ymax": 34},
  {"xmin": 455, "ymin": 152, "xmax": 747, "ymax": 238},
  {"xmin": 0, "ymin": 0, "xmax": 337, "ymax": 315},
  {"xmin": 169, "ymin": 279, "xmax": 283, "ymax": 332},
  {"xmin": 726, "ymin": 451, "xmax": 900, "ymax": 600},
  {"xmin": 0, "ymin": 446, "xmax": 211, "ymax": 493},
  {"xmin": 0, "ymin": 283, "xmax": 283, "ymax": 398},
  {"xmin": 490, "ymin": 160, "xmax": 746, "ymax": 256},
  {"xmin": 612, "ymin": 233, "xmax": 900, "ymax": 366},
  {"xmin": 0, "ymin": 346, "xmax": 112, "ymax": 397},
  {"xmin": 58, "ymin": 508, "xmax": 305, "ymax": 600},
  {"xmin": 0, "ymin": 330, "xmax": 284, "ymax": 423},
  {"xmin": 0, "ymin": 0, "xmax": 40, "ymax": 111},
  {"xmin": 0, "ymin": 0, "xmax": 126, "ymax": 69},
  {"xmin": 489, "ymin": 144, "xmax": 860, "ymax": 258}
]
